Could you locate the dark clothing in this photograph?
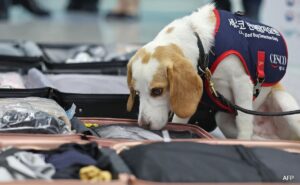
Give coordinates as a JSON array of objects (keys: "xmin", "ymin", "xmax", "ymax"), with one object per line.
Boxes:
[
  {"xmin": 0, "ymin": 0, "xmax": 10, "ymax": 20},
  {"xmin": 214, "ymin": 0, "xmax": 231, "ymax": 11},
  {"xmin": 214, "ymin": 0, "xmax": 263, "ymax": 21},
  {"xmin": 67, "ymin": 0, "xmax": 99, "ymax": 13},
  {"xmin": 40, "ymin": 142, "xmax": 131, "ymax": 179},
  {"xmin": 12, "ymin": 0, "xmax": 50, "ymax": 16},
  {"xmin": 70, "ymin": 117, "xmax": 95, "ymax": 135},
  {"xmin": 120, "ymin": 142, "xmax": 300, "ymax": 182},
  {"xmin": 0, "ymin": 0, "xmax": 50, "ymax": 20},
  {"xmin": 242, "ymin": 0, "xmax": 263, "ymax": 20}
]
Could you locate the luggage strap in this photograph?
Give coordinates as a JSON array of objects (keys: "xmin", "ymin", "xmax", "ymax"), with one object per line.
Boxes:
[{"xmin": 235, "ymin": 146, "xmax": 278, "ymax": 182}]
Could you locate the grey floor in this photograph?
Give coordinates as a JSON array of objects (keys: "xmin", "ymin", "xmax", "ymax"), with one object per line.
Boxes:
[{"xmin": 0, "ymin": 0, "xmax": 210, "ymax": 44}]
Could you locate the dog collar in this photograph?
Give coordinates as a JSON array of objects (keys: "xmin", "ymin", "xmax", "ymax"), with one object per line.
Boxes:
[
  {"xmin": 194, "ymin": 32, "xmax": 219, "ymax": 98},
  {"xmin": 194, "ymin": 32, "xmax": 209, "ymax": 76}
]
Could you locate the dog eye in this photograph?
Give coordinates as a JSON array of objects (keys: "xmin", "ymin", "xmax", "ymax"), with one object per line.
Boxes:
[{"xmin": 151, "ymin": 88, "xmax": 163, "ymax": 97}]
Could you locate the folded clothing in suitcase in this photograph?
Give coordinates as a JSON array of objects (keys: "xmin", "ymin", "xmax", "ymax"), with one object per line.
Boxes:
[
  {"xmin": 78, "ymin": 118, "xmax": 213, "ymax": 140},
  {"xmin": 0, "ymin": 132, "xmax": 300, "ymax": 183},
  {"xmin": 120, "ymin": 142, "xmax": 300, "ymax": 183},
  {"xmin": 0, "ymin": 142, "xmax": 131, "ymax": 182},
  {"xmin": 26, "ymin": 68, "xmax": 128, "ymax": 94},
  {"xmin": 0, "ymin": 72, "xmax": 25, "ymax": 89},
  {"xmin": 0, "ymin": 68, "xmax": 128, "ymax": 94}
]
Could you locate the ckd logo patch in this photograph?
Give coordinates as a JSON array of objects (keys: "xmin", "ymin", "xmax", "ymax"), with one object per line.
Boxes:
[
  {"xmin": 270, "ymin": 54, "xmax": 287, "ymax": 71},
  {"xmin": 228, "ymin": 18, "xmax": 280, "ymax": 42}
]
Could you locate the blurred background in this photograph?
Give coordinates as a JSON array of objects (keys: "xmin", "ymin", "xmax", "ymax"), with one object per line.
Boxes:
[
  {"xmin": 0, "ymin": 0, "xmax": 214, "ymax": 44},
  {"xmin": 1, "ymin": 0, "xmax": 297, "ymax": 44},
  {"xmin": 0, "ymin": 0, "xmax": 299, "ymax": 99}
]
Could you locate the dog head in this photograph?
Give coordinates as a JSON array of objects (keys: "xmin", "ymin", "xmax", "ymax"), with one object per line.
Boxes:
[{"xmin": 127, "ymin": 43, "xmax": 203, "ymax": 129}]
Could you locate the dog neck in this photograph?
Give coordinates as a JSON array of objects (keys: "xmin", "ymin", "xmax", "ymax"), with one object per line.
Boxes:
[{"xmin": 187, "ymin": 4, "xmax": 216, "ymax": 68}]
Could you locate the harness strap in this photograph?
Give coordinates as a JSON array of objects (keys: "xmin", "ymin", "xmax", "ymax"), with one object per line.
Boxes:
[{"xmin": 194, "ymin": 32, "xmax": 208, "ymax": 76}]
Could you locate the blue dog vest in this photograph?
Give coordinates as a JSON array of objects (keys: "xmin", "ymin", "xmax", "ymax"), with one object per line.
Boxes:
[{"xmin": 201, "ymin": 9, "xmax": 288, "ymax": 112}]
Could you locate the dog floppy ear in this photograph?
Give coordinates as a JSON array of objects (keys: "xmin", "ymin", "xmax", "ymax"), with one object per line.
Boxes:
[
  {"xmin": 167, "ymin": 57, "xmax": 203, "ymax": 118},
  {"xmin": 127, "ymin": 60, "xmax": 135, "ymax": 112}
]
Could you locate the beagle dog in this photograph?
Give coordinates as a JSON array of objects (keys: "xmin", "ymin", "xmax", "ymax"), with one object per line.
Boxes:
[{"xmin": 127, "ymin": 4, "xmax": 300, "ymax": 140}]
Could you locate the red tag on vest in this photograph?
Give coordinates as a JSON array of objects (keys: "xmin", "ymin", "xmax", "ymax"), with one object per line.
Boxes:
[{"xmin": 257, "ymin": 51, "xmax": 265, "ymax": 79}]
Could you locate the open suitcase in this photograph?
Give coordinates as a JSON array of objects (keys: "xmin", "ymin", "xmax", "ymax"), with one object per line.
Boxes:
[
  {"xmin": 0, "ymin": 134, "xmax": 131, "ymax": 184},
  {"xmin": 0, "ymin": 117, "xmax": 212, "ymax": 184},
  {"xmin": 0, "ymin": 40, "xmax": 134, "ymax": 118},
  {"xmin": 0, "ymin": 39, "xmax": 217, "ymax": 131},
  {"xmin": 0, "ymin": 116, "xmax": 299, "ymax": 184},
  {"xmin": 0, "ymin": 40, "xmax": 136, "ymax": 74},
  {"xmin": 2, "ymin": 40, "xmax": 300, "ymax": 184},
  {"xmin": 0, "ymin": 133, "xmax": 300, "ymax": 184},
  {"xmin": 39, "ymin": 42, "xmax": 140, "ymax": 75}
]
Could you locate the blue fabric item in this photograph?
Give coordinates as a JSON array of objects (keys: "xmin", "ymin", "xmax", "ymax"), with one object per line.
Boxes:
[
  {"xmin": 201, "ymin": 9, "xmax": 288, "ymax": 112},
  {"xmin": 46, "ymin": 150, "xmax": 97, "ymax": 170},
  {"xmin": 41, "ymin": 142, "xmax": 131, "ymax": 179}
]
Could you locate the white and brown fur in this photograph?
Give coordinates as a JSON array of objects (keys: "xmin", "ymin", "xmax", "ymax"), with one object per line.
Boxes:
[{"xmin": 127, "ymin": 4, "xmax": 300, "ymax": 140}]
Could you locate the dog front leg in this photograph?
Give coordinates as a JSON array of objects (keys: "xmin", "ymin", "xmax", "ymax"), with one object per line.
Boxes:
[
  {"xmin": 232, "ymin": 76, "xmax": 254, "ymax": 139},
  {"xmin": 270, "ymin": 88, "xmax": 300, "ymax": 140},
  {"xmin": 216, "ymin": 112, "xmax": 238, "ymax": 138}
]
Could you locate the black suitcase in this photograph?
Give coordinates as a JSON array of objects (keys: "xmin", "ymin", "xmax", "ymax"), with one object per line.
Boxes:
[
  {"xmin": 0, "ymin": 40, "xmax": 43, "ymax": 71},
  {"xmin": 0, "ymin": 40, "xmax": 217, "ymax": 132},
  {"xmin": 39, "ymin": 42, "xmax": 140, "ymax": 75},
  {"xmin": 0, "ymin": 40, "xmax": 138, "ymax": 74},
  {"xmin": 0, "ymin": 40, "xmax": 135, "ymax": 118}
]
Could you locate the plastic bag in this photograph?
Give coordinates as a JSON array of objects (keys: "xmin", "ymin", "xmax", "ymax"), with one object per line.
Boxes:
[
  {"xmin": 0, "ymin": 97, "xmax": 71, "ymax": 128},
  {"xmin": 0, "ymin": 102, "xmax": 71, "ymax": 134}
]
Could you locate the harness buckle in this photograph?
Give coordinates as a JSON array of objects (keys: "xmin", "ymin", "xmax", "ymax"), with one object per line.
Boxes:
[
  {"xmin": 198, "ymin": 65, "xmax": 205, "ymax": 76},
  {"xmin": 253, "ymin": 77, "xmax": 265, "ymax": 97},
  {"xmin": 204, "ymin": 68, "xmax": 218, "ymax": 98}
]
